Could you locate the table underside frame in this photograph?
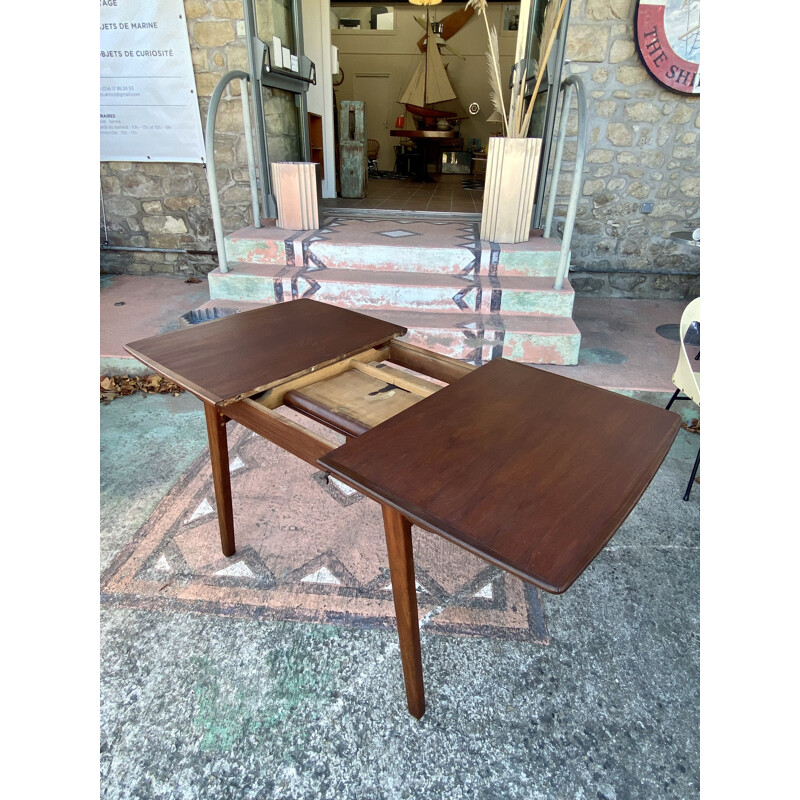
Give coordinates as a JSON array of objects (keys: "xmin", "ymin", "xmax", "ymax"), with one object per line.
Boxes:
[{"xmin": 205, "ymin": 338, "xmax": 477, "ymax": 718}]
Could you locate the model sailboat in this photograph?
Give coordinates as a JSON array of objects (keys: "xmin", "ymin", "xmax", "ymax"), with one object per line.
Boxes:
[{"xmin": 398, "ymin": 21, "xmax": 464, "ymax": 129}]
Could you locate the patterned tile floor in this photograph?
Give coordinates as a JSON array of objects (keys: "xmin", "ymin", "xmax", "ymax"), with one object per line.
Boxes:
[
  {"xmin": 101, "ymin": 414, "xmax": 549, "ymax": 642},
  {"xmin": 323, "ymin": 174, "xmax": 483, "ymax": 213}
]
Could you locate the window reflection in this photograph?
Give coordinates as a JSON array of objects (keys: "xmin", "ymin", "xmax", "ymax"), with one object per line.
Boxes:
[
  {"xmin": 256, "ymin": 0, "xmax": 295, "ymax": 50},
  {"xmin": 330, "ymin": 6, "xmax": 395, "ymax": 32}
]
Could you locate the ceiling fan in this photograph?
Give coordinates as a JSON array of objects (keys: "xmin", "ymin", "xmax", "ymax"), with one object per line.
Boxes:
[{"xmin": 413, "ymin": 6, "xmax": 475, "ymax": 59}]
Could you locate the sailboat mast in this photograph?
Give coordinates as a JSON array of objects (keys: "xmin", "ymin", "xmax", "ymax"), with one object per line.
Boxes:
[
  {"xmin": 423, "ymin": 7, "xmax": 429, "ymax": 109},
  {"xmin": 397, "ymin": 10, "xmax": 458, "ymax": 125}
]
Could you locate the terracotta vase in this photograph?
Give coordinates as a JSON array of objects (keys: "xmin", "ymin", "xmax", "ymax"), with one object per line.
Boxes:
[{"xmin": 480, "ymin": 136, "xmax": 542, "ymax": 244}]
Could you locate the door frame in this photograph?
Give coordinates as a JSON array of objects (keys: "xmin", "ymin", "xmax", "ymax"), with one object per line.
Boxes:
[
  {"xmin": 353, "ymin": 71, "xmax": 393, "ymax": 172},
  {"xmin": 244, "ymin": 0, "xmax": 315, "ymax": 218},
  {"xmin": 526, "ymin": 0, "xmax": 573, "ymax": 229},
  {"xmin": 321, "ymin": 1, "xmax": 571, "ymax": 222}
]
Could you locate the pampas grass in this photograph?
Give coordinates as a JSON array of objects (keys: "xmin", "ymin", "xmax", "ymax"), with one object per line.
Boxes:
[
  {"xmin": 468, "ymin": 0, "xmax": 568, "ymax": 138},
  {"xmin": 467, "ymin": 0, "xmax": 508, "ymax": 136},
  {"xmin": 507, "ymin": 64, "xmax": 525, "ymax": 139},
  {"xmin": 485, "ymin": 25, "xmax": 507, "ymax": 136}
]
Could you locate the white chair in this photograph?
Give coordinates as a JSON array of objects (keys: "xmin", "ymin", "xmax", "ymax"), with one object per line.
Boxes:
[{"xmin": 665, "ymin": 297, "xmax": 700, "ymax": 500}]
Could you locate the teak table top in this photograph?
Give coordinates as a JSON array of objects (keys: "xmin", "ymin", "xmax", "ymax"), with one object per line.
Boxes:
[
  {"xmin": 124, "ymin": 299, "xmax": 407, "ymax": 406},
  {"xmin": 319, "ymin": 357, "xmax": 681, "ymax": 594}
]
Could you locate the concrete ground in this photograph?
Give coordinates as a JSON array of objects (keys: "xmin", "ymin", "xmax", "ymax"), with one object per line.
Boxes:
[{"xmin": 100, "ymin": 275, "xmax": 700, "ymax": 799}]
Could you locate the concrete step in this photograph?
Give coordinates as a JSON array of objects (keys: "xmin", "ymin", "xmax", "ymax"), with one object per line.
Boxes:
[
  {"xmin": 224, "ymin": 225, "xmax": 298, "ymax": 267},
  {"xmin": 216, "ymin": 216, "xmax": 579, "ymax": 365},
  {"xmin": 376, "ymin": 309, "xmax": 580, "ymax": 365},
  {"xmin": 208, "ymin": 262, "xmax": 575, "ymax": 318},
  {"xmin": 223, "ymin": 217, "xmax": 565, "ymax": 278},
  {"xmin": 186, "ymin": 298, "xmax": 580, "ymax": 366}
]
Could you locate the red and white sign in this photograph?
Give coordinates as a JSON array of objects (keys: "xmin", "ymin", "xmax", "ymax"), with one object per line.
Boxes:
[{"xmin": 634, "ymin": 0, "xmax": 700, "ymax": 95}]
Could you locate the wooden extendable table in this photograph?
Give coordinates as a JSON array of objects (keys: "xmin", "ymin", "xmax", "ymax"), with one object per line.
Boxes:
[{"xmin": 125, "ymin": 299, "xmax": 681, "ymax": 719}]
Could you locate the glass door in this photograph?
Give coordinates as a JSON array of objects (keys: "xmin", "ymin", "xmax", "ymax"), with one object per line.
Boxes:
[
  {"xmin": 515, "ymin": 0, "xmax": 573, "ymax": 229},
  {"xmin": 244, "ymin": 0, "xmax": 314, "ymax": 217},
  {"xmin": 255, "ymin": 0, "xmax": 304, "ymax": 165}
]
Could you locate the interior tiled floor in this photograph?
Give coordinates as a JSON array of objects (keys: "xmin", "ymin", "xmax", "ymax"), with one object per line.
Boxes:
[{"xmin": 323, "ymin": 173, "xmax": 483, "ymax": 214}]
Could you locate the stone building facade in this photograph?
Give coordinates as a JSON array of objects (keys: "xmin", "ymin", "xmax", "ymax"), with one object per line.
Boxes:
[
  {"xmin": 559, "ymin": 0, "xmax": 699, "ymax": 297},
  {"xmin": 101, "ymin": 0, "xmax": 262, "ymax": 277},
  {"xmin": 100, "ymin": 0, "xmax": 699, "ymax": 299}
]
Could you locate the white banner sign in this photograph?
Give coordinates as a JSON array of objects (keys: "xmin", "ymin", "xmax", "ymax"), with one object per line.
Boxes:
[{"xmin": 100, "ymin": 0, "xmax": 205, "ymax": 162}]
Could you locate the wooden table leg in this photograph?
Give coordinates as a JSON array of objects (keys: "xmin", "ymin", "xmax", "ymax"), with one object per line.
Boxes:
[
  {"xmin": 381, "ymin": 504, "xmax": 425, "ymax": 719},
  {"xmin": 204, "ymin": 402, "xmax": 236, "ymax": 557}
]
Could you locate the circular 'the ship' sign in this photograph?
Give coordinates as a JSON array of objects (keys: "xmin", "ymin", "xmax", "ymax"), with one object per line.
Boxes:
[{"xmin": 634, "ymin": 0, "xmax": 700, "ymax": 95}]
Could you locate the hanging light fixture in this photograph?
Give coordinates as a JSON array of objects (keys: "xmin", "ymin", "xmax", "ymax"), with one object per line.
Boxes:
[
  {"xmin": 409, "ymin": 0, "xmax": 443, "ymax": 54},
  {"xmin": 410, "ymin": 0, "xmax": 444, "ymax": 46}
]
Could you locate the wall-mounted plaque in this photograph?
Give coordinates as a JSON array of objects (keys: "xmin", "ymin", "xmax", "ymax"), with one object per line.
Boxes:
[{"xmin": 634, "ymin": 0, "xmax": 700, "ymax": 95}]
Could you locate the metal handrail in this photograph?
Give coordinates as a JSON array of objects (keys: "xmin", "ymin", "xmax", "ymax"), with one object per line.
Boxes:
[
  {"xmin": 205, "ymin": 70, "xmax": 262, "ymax": 273},
  {"xmin": 544, "ymin": 74, "xmax": 587, "ymax": 291}
]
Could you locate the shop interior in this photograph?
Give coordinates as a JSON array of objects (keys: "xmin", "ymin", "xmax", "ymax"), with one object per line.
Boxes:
[{"xmin": 321, "ymin": 2, "xmax": 520, "ymax": 213}]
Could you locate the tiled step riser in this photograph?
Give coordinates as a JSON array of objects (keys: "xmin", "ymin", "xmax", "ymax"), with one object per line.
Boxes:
[
  {"xmin": 308, "ymin": 242, "xmax": 477, "ymax": 276},
  {"xmin": 209, "ymin": 270, "xmax": 280, "ymax": 304},
  {"xmin": 224, "ymin": 236, "xmax": 289, "ymax": 266},
  {"xmin": 309, "ymin": 244, "xmax": 566, "ymax": 279},
  {"xmin": 184, "ymin": 297, "xmax": 581, "ymax": 366},
  {"xmin": 209, "ymin": 269, "xmax": 574, "ymax": 318},
  {"xmin": 501, "ymin": 331, "xmax": 579, "ymax": 365},
  {"xmin": 224, "ymin": 233, "xmax": 564, "ymax": 278},
  {"xmin": 401, "ymin": 327, "xmax": 579, "ymax": 366},
  {"xmin": 496, "ymin": 250, "xmax": 564, "ymax": 278}
]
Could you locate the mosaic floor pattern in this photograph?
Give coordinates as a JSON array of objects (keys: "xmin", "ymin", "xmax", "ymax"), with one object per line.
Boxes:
[{"xmin": 102, "ymin": 416, "xmax": 549, "ymax": 643}]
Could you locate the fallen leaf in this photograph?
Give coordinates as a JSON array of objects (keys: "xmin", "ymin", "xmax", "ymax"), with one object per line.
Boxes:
[
  {"xmin": 101, "ymin": 374, "xmax": 186, "ymax": 403},
  {"xmin": 682, "ymin": 418, "xmax": 700, "ymax": 435}
]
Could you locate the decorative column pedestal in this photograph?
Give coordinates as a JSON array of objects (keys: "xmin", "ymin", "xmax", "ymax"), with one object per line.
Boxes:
[
  {"xmin": 338, "ymin": 100, "xmax": 367, "ymax": 199},
  {"xmin": 480, "ymin": 137, "xmax": 543, "ymax": 244},
  {"xmin": 271, "ymin": 161, "xmax": 322, "ymax": 230}
]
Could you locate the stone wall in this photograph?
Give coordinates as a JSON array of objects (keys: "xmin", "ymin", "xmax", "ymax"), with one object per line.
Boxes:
[
  {"xmin": 101, "ymin": 1, "xmax": 251, "ymax": 277},
  {"xmin": 552, "ymin": 0, "xmax": 700, "ymax": 298}
]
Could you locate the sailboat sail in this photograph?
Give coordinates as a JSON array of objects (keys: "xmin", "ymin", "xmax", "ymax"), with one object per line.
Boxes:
[{"xmin": 399, "ymin": 23, "xmax": 457, "ymax": 114}]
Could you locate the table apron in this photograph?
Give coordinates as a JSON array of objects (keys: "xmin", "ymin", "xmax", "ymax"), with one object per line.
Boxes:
[
  {"xmin": 223, "ymin": 397, "xmax": 337, "ymax": 468},
  {"xmin": 388, "ymin": 340, "xmax": 477, "ymax": 383}
]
